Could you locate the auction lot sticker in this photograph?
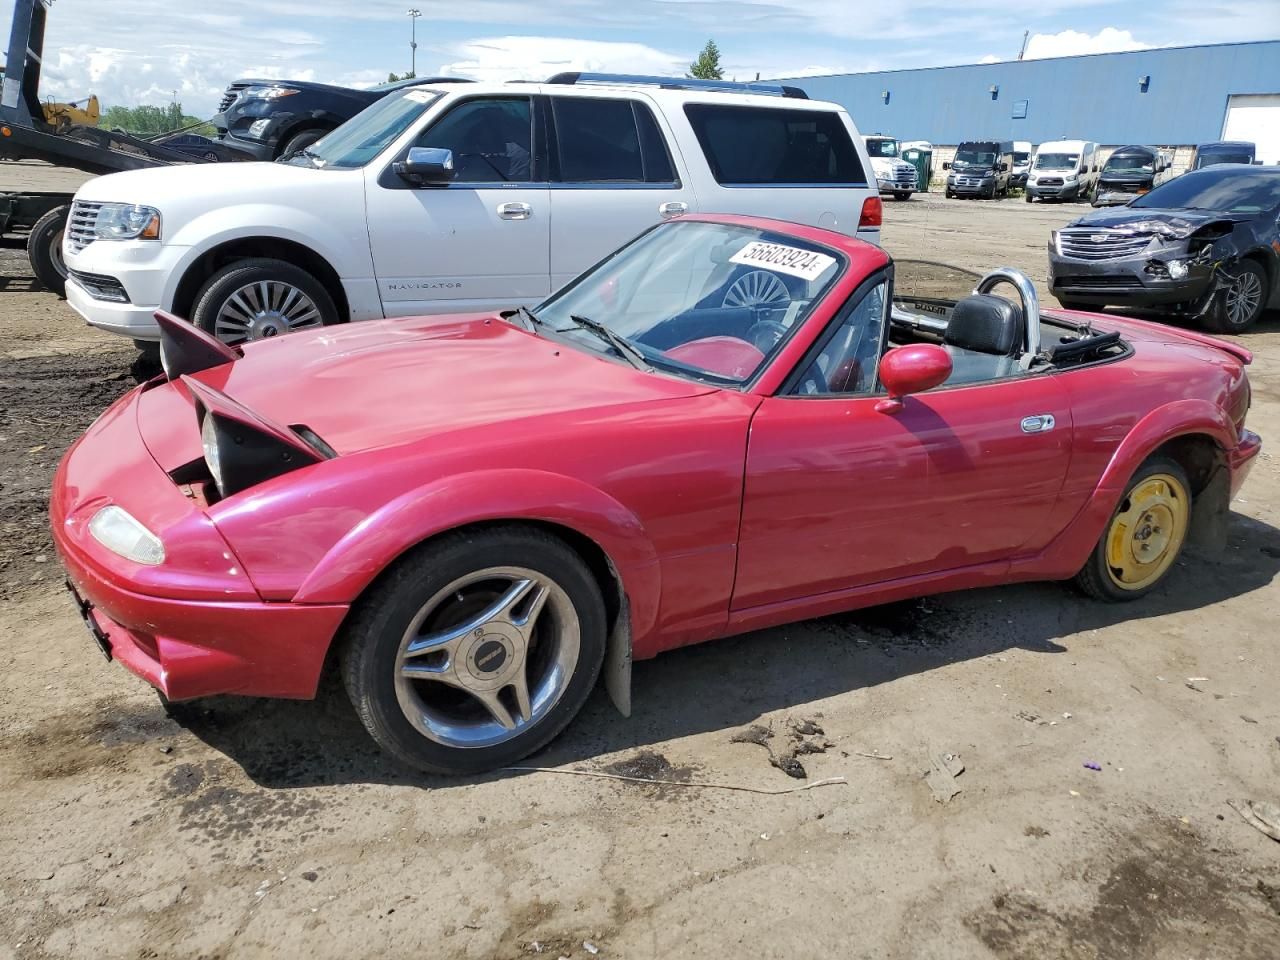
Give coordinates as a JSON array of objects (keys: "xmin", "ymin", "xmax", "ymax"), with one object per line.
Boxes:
[{"xmin": 729, "ymin": 241, "xmax": 836, "ymax": 281}]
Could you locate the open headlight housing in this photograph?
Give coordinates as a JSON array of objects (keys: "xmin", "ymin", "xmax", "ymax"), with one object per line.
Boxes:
[
  {"xmin": 94, "ymin": 203, "xmax": 161, "ymax": 240},
  {"xmin": 89, "ymin": 505, "xmax": 165, "ymax": 565}
]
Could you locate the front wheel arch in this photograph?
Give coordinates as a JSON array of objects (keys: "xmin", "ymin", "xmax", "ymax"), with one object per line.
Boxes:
[
  {"xmin": 321, "ymin": 518, "xmax": 631, "ymax": 716},
  {"xmin": 170, "ymin": 236, "xmax": 351, "ymax": 324}
]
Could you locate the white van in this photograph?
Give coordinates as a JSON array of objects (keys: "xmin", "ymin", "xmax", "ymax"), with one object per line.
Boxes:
[
  {"xmin": 63, "ymin": 75, "xmax": 883, "ymax": 346},
  {"xmin": 1025, "ymin": 140, "xmax": 1100, "ymax": 202},
  {"xmin": 1010, "ymin": 140, "xmax": 1033, "ymax": 188}
]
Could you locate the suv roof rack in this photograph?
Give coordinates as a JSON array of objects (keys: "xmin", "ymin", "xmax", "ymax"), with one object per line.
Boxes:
[{"xmin": 546, "ymin": 72, "xmax": 809, "ymax": 100}]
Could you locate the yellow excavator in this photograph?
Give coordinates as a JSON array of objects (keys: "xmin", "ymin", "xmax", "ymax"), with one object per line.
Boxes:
[{"xmin": 40, "ymin": 93, "xmax": 100, "ymax": 132}]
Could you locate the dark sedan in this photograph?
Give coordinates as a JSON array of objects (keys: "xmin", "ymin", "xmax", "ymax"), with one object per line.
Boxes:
[{"xmin": 1048, "ymin": 166, "xmax": 1280, "ymax": 332}]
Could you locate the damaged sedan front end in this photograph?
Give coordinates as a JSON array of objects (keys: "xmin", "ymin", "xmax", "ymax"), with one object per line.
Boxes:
[{"xmin": 1048, "ymin": 166, "xmax": 1280, "ymax": 332}]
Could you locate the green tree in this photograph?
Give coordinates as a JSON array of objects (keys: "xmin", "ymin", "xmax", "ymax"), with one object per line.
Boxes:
[
  {"xmin": 688, "ymin": 40, "xmax": 724, "ymax": 80},
  {"xmin": 387, "ymin": 71, "xmax": 417, "ymax": 82},
  {"xmin": 99, "ymin": 102, "xmax": 211, "ymax": 137}
]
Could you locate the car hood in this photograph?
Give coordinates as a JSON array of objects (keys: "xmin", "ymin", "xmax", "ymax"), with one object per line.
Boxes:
[
  {"xmin": 1066, "ymin": 206, "xmax": 1250, "ymax": 238},
  {"xmin": 136, "ymin": 315, "xmax": 717, "ymax": 471},
  {"xmin": 73, "ymin": 160, "xmax": 335, "ymax": 205},
  {"xmin": 227, "ymin": 78, "xmax": 375, "ymax": 98}
]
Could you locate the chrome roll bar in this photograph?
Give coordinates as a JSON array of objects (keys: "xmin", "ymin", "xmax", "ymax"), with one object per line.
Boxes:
[{"xmin": 974, "ymin": 267, "xmax": 1041, "ymax": 360}]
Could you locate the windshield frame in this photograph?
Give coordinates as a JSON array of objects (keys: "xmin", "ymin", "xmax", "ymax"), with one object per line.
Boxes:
[
  {"xmin": 531, "ymin": 219, "xmax": 849, "ymax": 390},
  {"xmin": 281, "ymin": 88, "xmax": 442, "ymax": 170}
]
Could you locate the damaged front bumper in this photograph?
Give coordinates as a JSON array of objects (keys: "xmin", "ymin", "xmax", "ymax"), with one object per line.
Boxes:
[{"xmin": 1048, "ymin": 249, "xmax": 1216, "ymax": 309}]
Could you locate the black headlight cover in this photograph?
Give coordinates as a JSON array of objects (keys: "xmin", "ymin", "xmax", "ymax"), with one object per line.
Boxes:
[
  {"xmin": 156, "ymin": 310, "xmax": 241, "ymax": 381},
  {"xmin": 181, "ymin": 375, "xmax": 333, "ymax": 499}
]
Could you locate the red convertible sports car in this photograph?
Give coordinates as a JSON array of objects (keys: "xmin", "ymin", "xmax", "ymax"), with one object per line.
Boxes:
[{"xmin": 52, "ymin": 214, "xmax": 1260, "ymax": 774}]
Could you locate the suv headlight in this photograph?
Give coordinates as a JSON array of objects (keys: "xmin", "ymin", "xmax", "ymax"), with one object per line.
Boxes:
[
  {"xmin": 242, "ymin": 85, "xmax": 300, "ymax": 100},
  {"xmin": 94, "ymin": 203, "xmax": 161, "ymax": 240}
]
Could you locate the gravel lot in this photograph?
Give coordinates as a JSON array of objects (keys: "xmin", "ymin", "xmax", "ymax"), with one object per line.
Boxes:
[{"xmin": 2, "ymin": 165, "xmax": 1279, "ymax": 959}]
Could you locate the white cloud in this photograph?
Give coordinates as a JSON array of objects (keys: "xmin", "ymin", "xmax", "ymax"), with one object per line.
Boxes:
[
  {"xmin": 437, "ymin": 36, "xmax": 683, "ymax": 83},
  {"xmin": 978, "ymin": 54, "xmax": 1000, "ymax": 64},
  {"xmin": 1022, "ymin": 28, "xmax": 1151, "ymax": 60}
]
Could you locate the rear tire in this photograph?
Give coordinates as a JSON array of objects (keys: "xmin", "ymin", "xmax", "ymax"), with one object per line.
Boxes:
[
  {"xmin": 190, "ymin": 258, "xmax": 339, "ymax": 345},
  {"xmin": 1201, "ymin": 259, "xmax": 1268, "ymax": 333},
  {"xmin": 27, "ymin": 205, "xmax": 69, "ymax": 297},
  {"xmin": 1074, "ymin": 457, "xmax": 1191, "ymax": 602},
  {"xmin": 340, "ymin": 527, "xmax": 608, "ymax": 775}
]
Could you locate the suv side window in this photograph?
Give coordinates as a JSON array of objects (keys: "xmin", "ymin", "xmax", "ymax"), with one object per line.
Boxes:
[
  {"xmin": 683, "ymin": 105, "xmax": 866, "ymax": 186},
  {"xmin": 551, "ymin": 97, "xmax": 676, "ymax": 183},
  {"xmin": 415, "ymin": 97, "xmax": 535, "ymax": 183}
]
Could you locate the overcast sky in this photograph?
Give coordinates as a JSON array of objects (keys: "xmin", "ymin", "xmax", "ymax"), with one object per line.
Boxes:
[{"xmin": 4, "ymin": 1, "xmax": 1277, "ymax": 116}]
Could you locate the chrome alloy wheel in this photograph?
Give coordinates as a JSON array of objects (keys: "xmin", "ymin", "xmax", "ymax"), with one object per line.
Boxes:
[
  {"xmin": 723, "ymin": 270, "xmax": 791, "ymax": 308},
  {"xmin": 393, "ymin": 567, "xmax": 581, "ymax": 749},
  {"xmin": 214, "ymin": 279, "xmax": 323, "ymax": 344},
  {"xmin": 1225, "ymin": 269, "xmax": 1263, "ymax": 328}
]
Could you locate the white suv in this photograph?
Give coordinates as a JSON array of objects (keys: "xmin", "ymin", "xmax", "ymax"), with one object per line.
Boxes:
[{"xmin": 62, "ymin": 75, "xmax": 883, "ymax": 345}]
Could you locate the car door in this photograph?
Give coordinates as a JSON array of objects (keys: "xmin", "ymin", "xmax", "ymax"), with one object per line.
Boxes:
[
  {"xmin": 733, "ymin": 278, "xmax": 1073, "ymax": 610},
  {"xmin": 363, "ymin": 94, "xmax": 551, "ymax": 316},
  {"xmin": 546, "ymin": 94, "xmax": 697, "ymax": 290}
]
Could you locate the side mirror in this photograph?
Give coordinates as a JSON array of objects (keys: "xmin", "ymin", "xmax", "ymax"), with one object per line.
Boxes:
[
  {"xmin": 875, "ymin": 344, "xmax": 952, "ymax": 413},
  {"xmin": 394, "ymin": 147, "xmax": 456, "ymax": 185},
  {"xmin": 942, "ymin": 161, "xmax": 951, "ymax": 170}
]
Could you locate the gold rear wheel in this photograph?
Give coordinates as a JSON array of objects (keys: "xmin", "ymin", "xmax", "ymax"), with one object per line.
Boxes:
[
  {"xmin": 1103, "ymin": 473, "xmax": 1190, "ymax": 591},
  {"xmin": 1075, "ymin": 458, "xmax": 1192, "ymax": 602}
]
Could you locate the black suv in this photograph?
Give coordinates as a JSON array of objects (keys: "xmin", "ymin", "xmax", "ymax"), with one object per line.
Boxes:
[
  {"xmin": 213, "ymin": 76, "xmax": 467, "ymax": 161},
  {"xmin": 1049, "ymin": 165, "xmax": 1280, "ymax": 332}
]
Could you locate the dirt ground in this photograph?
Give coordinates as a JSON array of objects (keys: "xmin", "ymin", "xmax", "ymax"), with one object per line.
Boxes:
[{"xmin": 2, "ymin": 165, "xmax": 1278, "ymax": 959}]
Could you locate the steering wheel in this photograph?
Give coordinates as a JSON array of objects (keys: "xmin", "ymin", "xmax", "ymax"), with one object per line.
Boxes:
[{"xmin": 745, "ymin": 319, "xmax": 789, "ymax": 353}]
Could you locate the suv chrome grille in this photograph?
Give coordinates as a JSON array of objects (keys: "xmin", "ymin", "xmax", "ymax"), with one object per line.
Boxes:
[
  {"xmin": 67, "ymin": 200, "xmax": 102, "ymax": 253},
  {"xmin": 1056, "ymin": 227, "xmax": 1153, "ymax": 261},
  {"xmin": 217, "ymin": 83, "xmax": 247, "ymax": 113}
]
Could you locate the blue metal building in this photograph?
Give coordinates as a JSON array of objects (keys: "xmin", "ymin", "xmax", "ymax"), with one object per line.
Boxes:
[{"xmin": 782, "ymin": 41, "xmax": 1280, "ymax": 148}]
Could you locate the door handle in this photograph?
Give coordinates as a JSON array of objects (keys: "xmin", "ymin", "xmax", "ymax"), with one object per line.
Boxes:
[
  {"xmin": 1020, "ymin": 414, "xmax": 1056, "ymax": 433},
  {"xmin": 658, "ymin": 201, "xmax": 688, "ymax": 219},
  {"xmin": 497, "ymin": 202, "xmax": 532, "ymax": 220}
]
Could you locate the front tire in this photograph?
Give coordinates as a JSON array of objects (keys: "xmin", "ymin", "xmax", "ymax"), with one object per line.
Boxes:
[
  {"xmin": 27, "ymin": 205, "xmax": 69, "ymax": 297},
  {"xmin": 1201, "ymin": 259, "xmax": 1268, "ymax": 333},
  {"xmin": 340, "ymin": 527, "xmax": 608, "ymax": 775},
  {"xmin": 1075, "ymin": 457, "xmax": 1191, "ymax": 601},
  {"xmin": 893, "ymin": 191, "xmax": 911, "ymax": 201},
  {"xmin": 277, "ymin": 128, "xmax": 328, "ymax": 160},
  {"xmin": 190, "ymin": 258, "xmax": 339, "ymax": 345}
]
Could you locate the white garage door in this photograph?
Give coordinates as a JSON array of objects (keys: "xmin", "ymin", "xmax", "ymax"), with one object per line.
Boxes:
[{"xmin": 1221, "ymin": 94, "xmax": 1280, "ymax": 166}]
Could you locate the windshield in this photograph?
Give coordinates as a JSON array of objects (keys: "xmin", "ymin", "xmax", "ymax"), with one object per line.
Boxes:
[
  {"xmin": 1131, "ymin": 169, "xmax": 1280, "ymax": 213},
  {"xmin": 283, "ymin": 89, "xmax": 440, "ymax": 169},
  {"xmin": 1013, "ymin": 151, "xmax": 1030, "ymax": 165},
  {"xmin": 1035, "ymin": 153, "xmax": 1079, "ymax": 171},
  {"xmin": 866, "ymin": 138, "xmax": 899, "ymax": 158},
  {"xmin": 954, "ymin": 150, "xmax": 995, "ymax": 167},
  {"xmin": 1104, "ymin": 154, "xmax": 1154, "ymax": 174},
  {"xmin": 1195, "ymin": 153, "xmax": 1252, "ymax": 168},
  {"xmin": 533, "ymin": 221, "xmax": 844, "ymax": 386}
]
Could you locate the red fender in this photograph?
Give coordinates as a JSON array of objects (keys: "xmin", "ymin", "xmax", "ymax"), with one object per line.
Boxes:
[
  {"xmin": 1028, "ymin": 399, "xmax": 1235, "ymax": 579},
  {"xmin": 291, "ymin": 468, "xmax": 663, "ymax": 645}
]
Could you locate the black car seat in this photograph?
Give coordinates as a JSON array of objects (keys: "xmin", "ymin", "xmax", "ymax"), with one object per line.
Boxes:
[{"xmin": 942, "ymin": 294, "xmax": 1024, "ymax": 385}]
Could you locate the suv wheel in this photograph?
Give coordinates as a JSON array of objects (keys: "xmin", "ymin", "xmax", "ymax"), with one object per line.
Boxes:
[
  {"xmin": 191, "ymin": 258, "xmax": 339, "ymax": 345},
  {"xmin": 278, "ymin": 128, "xmax": 328, "ymax": 159},
  {"xmin": 1202, "ymin": 260, "xmax": 1268, "ymax": 333}
]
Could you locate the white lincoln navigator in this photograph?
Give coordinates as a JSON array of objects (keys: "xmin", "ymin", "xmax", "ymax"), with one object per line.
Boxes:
[{"xmin": 63, "ymin": 75, "xmax": 883, "ymax": 346}]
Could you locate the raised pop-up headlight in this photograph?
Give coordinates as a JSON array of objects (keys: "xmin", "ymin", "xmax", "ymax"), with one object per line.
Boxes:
[
  {"xmin": 155, "ymin": 310, "xmax": 240, "ymax": 382},
  {"xmin": 94, "ymin": 203, "xmax": 161, "ymax": 240},
  {"xmin": 89, "ymin": 505, "xmax": 165, "ymax": 565},
  {"xmin": 182, "ymin": 376, "xmax": 335, "ymax": 499}
]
